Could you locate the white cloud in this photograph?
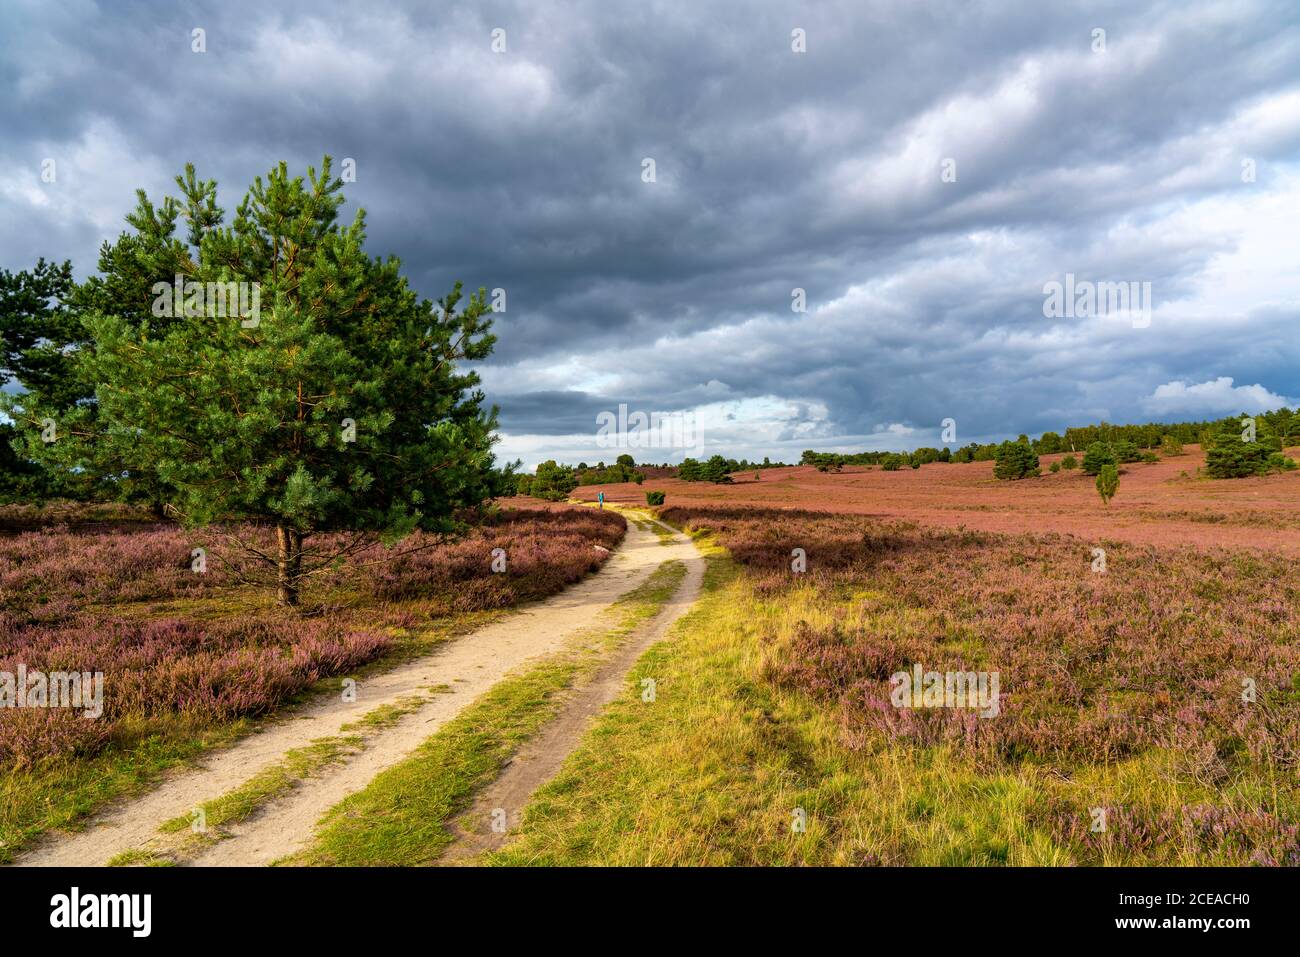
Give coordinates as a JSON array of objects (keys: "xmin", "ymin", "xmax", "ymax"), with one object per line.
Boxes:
[
  {"xmin": 1144, "ymin": 376, "xmax": 1295, "ymax": 415},
  {"xmin": 875, "ymin": 422, "xmax": 915, "ymax": 436}
]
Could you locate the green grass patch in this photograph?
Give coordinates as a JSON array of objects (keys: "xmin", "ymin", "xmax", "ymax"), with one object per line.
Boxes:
[
  {"xmin": 147, "ymin": 693, "xmax": 434, "ymax": 862},
  {"xmin": 157, "ymin": 736, "xmax": 365, "ymax": 837},
  {"xmin": 106, "ymin": 848, "xmax": 176, "ymax": 867}
]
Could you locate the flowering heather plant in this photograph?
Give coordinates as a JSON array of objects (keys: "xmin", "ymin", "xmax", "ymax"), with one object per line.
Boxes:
[
  {"xmin": 661, "ymin": 506, "xmax": 1300, "ymax": 862},
  {"xmin": 364, "ymin": 509, "xmax": 625, "ymax": 611},
  {"xmin": 0, "ymin": 507, "xmax": 625, "ymax": 769},
  {"xmin": 665, "ymin": 507, "xmax": 1300, "ymax": 765},
  {"xmin": 0, "ymin": 522, "xmax": 229, "ymax": 620},
  {"xmin": 0, "ymin": 613, "xmax": 391, "ymax": 767},
  {"xmin": 660, "ymin": 504, "xmax": 1300, "ymax": 863}
]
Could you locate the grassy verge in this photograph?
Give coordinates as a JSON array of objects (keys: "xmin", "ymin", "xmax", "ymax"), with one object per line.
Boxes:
[
  {"xmin": 280, "ymin": 559, "xmax": 688, "ymax": 866},
  {"xmin": 482, "ymin": 527, "xmax": 1296, "ymax": 866},
  {"xmin": 105, "ymin": 848, "xmax": 175, "ymax": 867}
]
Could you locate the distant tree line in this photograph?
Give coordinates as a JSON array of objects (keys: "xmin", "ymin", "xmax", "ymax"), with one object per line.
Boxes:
[
  {"xmin": 797, "ymin": 408, "xmax": 1299, "ymax": 482},
  {"xmin": 511, "ymin": 407, "xmax": 1300, "ymax": 503},
  {"xmin": 678, "ymin": 455, "xmax": 783, "ymax": 479}
]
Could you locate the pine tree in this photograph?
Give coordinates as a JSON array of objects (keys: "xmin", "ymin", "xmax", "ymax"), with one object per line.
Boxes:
[
  {"xmin": 677, "ymin": 458, "xmax": 702, "ymax": 481},
  {"xmin": 1082, "ymin": 441, "xmax": 1117, "ymax": 475},
  {"xmin": 0, "ymin": 258, "xmax": 76, "ymax": 499},
  {"xmin": 1096, "ymin": 464, "xmax": 1119, "ymax": 504},
  {"xmin": 703, "ymin": 454, "xmax": 734, "ymax": 483},
  {"xmin": 1204, "ymin": 419, "xmax": 1281, "ymax": 478},
  {"xmin": 530, "ymin": 461, "xmax": 577, "ymax": 501},
  {"xmin": 23, "ymin": 158, "xmax": 503, "ymax": 605},
  {"xmin": 993, "ymin": 440, "xmax": 1040, "ymax": 480},
  {"xmin": 1111, "ymin": 439, "xmax": 1141, "ymax": 463}
]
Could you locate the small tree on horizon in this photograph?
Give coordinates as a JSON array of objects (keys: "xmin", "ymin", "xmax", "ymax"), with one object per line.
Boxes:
[
  {"xmin": 530, "ymin": 460, "xmax": 577, "ymax": 501},
  {"xmin": 1096, "ymin": 464, "xmax": 1119, "ymax": 504},
  {"xmin": 1204, "ymin": 418, "xmax": 1289, "ymax": 478},
  {"xmin": 1082, "ymin": 441, "xmax": 1117, "ymax": 475},
  {"xmin": 703, "ymin": 454, "xmax": 734, "ymax": 484},
  {"xmin": 993, "ymin": 440, "xmax": 1040, "ymax": 480}
]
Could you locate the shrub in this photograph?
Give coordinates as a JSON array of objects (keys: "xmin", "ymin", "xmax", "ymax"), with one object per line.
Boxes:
[
  {"xmin": 703, "ymin": 456, "xmax": 734, "ymax": 484},
  {"xmin": 645, "ymin": 491, "xmax": 665, "ymax": 506},
  {"xmin": 993, "ymin": 441, "xmax": 1040, "ymax": 480},
  {"xmin": 1204, "ymin": 419, "xmax": 1289, "ymax": 479},
  {"xmin": 1112, "ymin": 440, "xmax": 1142, "ymax": 463},
  {"xmin": 1061, "ymin": 454, "xmax": 1078, "ymax": 470},
  {"xmin": 1049, "ymin": 461, "xmax": 1061, "ymax": 473},
  {"xmin": 1096, "ymin": 464, "xmax": 1119, "ymax": 504},
  {"xmin": 530, "ymin": 460, "xmax": 578, "ymax": 501},
  {"xmin": 1160, "ymin": 434, "xmax": 1184, "ymax": 456},
  {"xmin": 1082, "ymin": 442, "xmax": 1116, "ymax": 475}
]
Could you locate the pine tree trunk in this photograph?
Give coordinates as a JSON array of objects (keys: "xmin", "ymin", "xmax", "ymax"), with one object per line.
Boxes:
[{"xmin": 276, "ymin": 525, "xmax": 303, "ymax": 607}]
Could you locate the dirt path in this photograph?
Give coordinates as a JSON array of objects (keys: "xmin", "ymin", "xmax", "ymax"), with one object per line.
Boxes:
[
  {"xmin": 437, "ymin": 516, "xmax": 705, "ymax": 864},
  {"xmin": 15, "ymin": 514, "xmax": 695, "ymax": 868}
]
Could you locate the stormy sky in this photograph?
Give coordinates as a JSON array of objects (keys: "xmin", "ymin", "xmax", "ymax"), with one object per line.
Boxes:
[{"xmin": 3, "ymin": 0, "xmax": 1298, "ymax": 467}]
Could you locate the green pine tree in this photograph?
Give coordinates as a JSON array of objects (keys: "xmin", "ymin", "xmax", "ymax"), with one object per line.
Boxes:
[
  {"xmin": 993, "ymin": 440, "xmax": 1040, "ymax": 480},
  {"xmin": 1082, "ymin": 441, "xmax": 1117, "ymax": 475},
  {"xmin": 0, "ymin": 258, "xmax": 76, "ymax": 500},
  {"xmin": 22, "ymin": 158, "xmax": 503, "ymax": 605},
  {"xmin": 1096, "ymin": 464, "xmax": 1119, "ymax": 504},
  {"xmin": 703, "ymin": 454, "xmax": 734, "ymax": 483},
  {"xmin": 1204, "ymin": 418, "xmax": 1282, "ymax": 478},
  {"xmin": 530, "ymin": 460, "xmax": 577, "ymax": 501}
]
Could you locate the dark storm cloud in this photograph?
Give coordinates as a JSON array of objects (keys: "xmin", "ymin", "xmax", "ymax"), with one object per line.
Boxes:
[{"xmin": 2, "ymin": 0, "xmax": 1299, "ymax": 463}]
